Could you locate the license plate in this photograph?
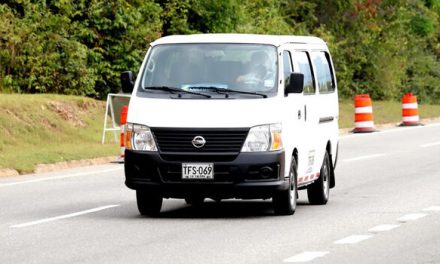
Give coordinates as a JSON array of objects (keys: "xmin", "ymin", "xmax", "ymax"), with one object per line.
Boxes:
[{"xmin": 182, "ymin": 163, "xmax": 214, "ymax": 180}]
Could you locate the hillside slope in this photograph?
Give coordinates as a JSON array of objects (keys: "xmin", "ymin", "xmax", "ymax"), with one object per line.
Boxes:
[{"xmin": 0, "ymin": 94, "xmax": 118, "ymax": 173}]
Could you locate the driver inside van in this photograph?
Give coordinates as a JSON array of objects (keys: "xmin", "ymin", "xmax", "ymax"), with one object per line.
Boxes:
[{"xmin": 236, "ymin": 51, "xmax": 270, "ymax": 86}]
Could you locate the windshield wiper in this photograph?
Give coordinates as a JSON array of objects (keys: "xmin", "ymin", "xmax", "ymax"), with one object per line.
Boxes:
[
  {"xmin": 143, "ymin": 86, "xmax": 211, "ymax": 98},
  {"xmin": 187, "ymin": 86, "xmax": 267, "ymax": 98}
]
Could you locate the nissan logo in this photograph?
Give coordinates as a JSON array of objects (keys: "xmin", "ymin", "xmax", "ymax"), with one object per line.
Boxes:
[{"xmin": 192, "ymin": 136, "xmax": 206, "ymax": 148}]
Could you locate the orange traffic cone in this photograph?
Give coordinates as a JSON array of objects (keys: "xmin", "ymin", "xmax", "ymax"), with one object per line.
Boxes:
[
  {"xmin": 400, "ymin": 93, "xmax": 422, "ymax": 126},
  {"xmin": 116, "ymin": 105, "xmax": 128, "ymax": 163},
  {"xmin": 352, "ymin": 94, "xmax": 376, "ymax": 133}
]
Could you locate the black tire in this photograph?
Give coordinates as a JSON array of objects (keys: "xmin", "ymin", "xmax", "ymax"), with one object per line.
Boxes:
[
  {"xmin": 273, "ymin": 158, "xmax": 297, "ymax": 215},
  {"xmin": 185, "ymin": 196, "xmax": 205, "ymax": 206},
  {"xmin": 307, "ymin": 151, "xmax": 331, "ymax": 205},
  {"xmin": 136, "ymin": 190, "xmax": 162, "ymax": 216}
]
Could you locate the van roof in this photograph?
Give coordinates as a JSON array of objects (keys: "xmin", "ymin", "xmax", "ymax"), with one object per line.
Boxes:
[{"xmin": 151, "ymin": 34, "xmax": 326, "ymax": 47}]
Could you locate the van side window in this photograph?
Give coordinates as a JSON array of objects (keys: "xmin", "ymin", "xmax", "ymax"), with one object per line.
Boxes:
[
  {"xmin": 283, "ymin": 51, "xmax": 293, "ymax": 85},
  {"xmin": 293, "ymin": 51, "xmax": 315, "ymax": 94},
  {"xmin": 312, "ymin": 51, "xmax": 335, "ymax": 93}
]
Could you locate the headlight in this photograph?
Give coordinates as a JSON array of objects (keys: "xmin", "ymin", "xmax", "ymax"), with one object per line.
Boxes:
[
  {"xmin": 125, "ymin": 123, "xmax": 157, "ymax": 151},
  {"xmin": 241, "ymin": 124, "xmax": 283, "ymax": 152}
]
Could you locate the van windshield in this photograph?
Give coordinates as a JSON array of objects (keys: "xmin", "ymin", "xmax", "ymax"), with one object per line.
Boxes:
[{"xmin": 140, "ymin": 44, "xmax": 278, "ymax": 98}]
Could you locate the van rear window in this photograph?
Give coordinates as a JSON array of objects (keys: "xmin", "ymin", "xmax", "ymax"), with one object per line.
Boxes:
[{"xmin": 312, "ymin": 52, "xmax": 335, "ymax": 93}]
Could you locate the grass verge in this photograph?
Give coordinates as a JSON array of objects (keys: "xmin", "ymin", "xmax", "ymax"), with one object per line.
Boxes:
[
  {"xmin": 0, "ymin": 94, "xmax": 118, "ymax": 173},
  {"xmin": 338, "ymin": 99, "xmax": 440, "ymax": 129}
]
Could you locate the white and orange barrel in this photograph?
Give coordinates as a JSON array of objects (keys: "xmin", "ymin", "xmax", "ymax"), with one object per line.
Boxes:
[
  {"xmin": 400, "ymin": 93, "xmax": 421, "ymax": 126},
  {"xmin": 119, "ymin": 105, "xmax": 129, "ymax": 161},
  {"xmin": 353, "ymin": 94, "xmax": 376, "ymax": 133}
]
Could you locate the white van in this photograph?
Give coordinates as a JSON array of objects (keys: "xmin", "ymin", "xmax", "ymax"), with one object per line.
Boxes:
[{"xmin": 121, "ymin": 34, "xmax": 339, "ymax": 216}]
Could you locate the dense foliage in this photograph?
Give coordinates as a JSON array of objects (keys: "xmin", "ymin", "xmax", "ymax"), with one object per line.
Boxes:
[{"xmin": 1, "ymin": 0, "xmax": 440, "ymax": 103}]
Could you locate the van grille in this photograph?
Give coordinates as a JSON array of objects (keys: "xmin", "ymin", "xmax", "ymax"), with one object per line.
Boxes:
[{"xmin": 151, "ymin": 128, "xmax": 249, "ymax": 154}]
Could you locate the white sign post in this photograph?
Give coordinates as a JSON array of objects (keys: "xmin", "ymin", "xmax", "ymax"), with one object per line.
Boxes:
[{"xmin": 102, "ymin": 93, "xmax": 131, "ymax": 144}]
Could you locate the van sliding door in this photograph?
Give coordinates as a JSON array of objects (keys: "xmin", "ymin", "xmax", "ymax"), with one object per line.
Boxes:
[
  {"xmin": 292, "ymin": 50, "xmax": 319, "ymax": 181},
  {"xmin": 311, "ymin": 51, "xmax": 338, "ymax": 168}
]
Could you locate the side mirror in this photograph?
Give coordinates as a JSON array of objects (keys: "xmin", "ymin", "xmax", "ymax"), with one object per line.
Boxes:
[
  {"xmin": 285, "ymin": 72, "xmax": 304, "ymax": 95},
  {"xmin": 120, "ymin": 71, "xmax": 134, "ymax": 94}
]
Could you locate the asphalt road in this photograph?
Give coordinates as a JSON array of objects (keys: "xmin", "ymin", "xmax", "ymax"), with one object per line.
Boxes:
[{"xmin": 1, "ymin": 123, "xmax": 440, "ymax": 264}]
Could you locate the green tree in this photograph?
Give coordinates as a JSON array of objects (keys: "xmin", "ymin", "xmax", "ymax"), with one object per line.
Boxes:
[
  {"xmin": 0, "ymin": 0, "xmax": 162, "ymax": 98},
  {"xmin": 1, "ymin": 0, "xmax": 440, "ymax": 103}
]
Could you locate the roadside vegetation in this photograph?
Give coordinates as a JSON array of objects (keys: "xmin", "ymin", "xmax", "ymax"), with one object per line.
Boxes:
[
  {"xmin": 0, "ymin": 1, "xmax": 439, "ymax": 173},
  {"xmin": 0, "ymin": 94, "xmax": 118, "ymax": 173},
  {"xmin": 1, "ymin": 94, "xmax": 439, "ymax": 174},
  {"xmin": 1, "ymin": 1, "xmax": 440, "ymax": 103},
  {"xmin": 338, "ymin": 99, "xmax": 440, "ymax": 128}
]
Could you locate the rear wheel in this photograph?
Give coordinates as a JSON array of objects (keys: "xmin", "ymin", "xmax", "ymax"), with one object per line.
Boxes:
[
  {"xmin": 307, "ymin": 151, "xmax": 331, "ymax": 205},
  {"xmin": 273, "ymin": 157, "xmax": 297, "ymax": 215},
  {"xmin": 136, "ymin": 190, "xmax": 162, "ymax": 216}
]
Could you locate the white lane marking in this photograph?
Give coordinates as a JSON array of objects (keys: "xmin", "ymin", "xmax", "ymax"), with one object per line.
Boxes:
[
  {"xmin": 342, "ymin": 153, "xmax": 386, "ymax": 162},
  {"xmin": 420, "ymin": 141, "xmax": 440, "ymax": 148},
  {"xmin": 397, "ymin": 213, "xmax": 427, "ymax": 223},
  {"xmin": 283, "ymin": 251, "xmax": 329, "ymax": 263},
  {"xmin": 423, "ymin": 206, "xmax": 440, "ymax": 212},
  {"xmin": 368, "ymin": 224, "xmax": 400, "ymax": 233},
  {"xmin": 334, "ymin": 235, "xmax": 373, "ymax": 245},
  {"xmin": 10, "ymin": 205, "xmax": 120, "ymax": 228},
  {"xmin": 0, "ymin": 167, "xmax": 122, "ymax": 187}
]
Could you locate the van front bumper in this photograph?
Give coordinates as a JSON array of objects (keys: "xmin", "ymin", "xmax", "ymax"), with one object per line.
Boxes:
[{"xmin": 124, "ymin": 150, "xmax": 287, "ymax": 199}]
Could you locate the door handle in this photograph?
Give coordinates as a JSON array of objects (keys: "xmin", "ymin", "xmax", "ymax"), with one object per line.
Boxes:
[{"xmin": 304, "ymin": 105, "xmax": 307, "ymax": 121}]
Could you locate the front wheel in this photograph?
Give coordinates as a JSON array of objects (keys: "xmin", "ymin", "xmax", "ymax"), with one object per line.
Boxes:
[
  {"xmin": 273, "ymin": 158, "xmax": 297, "ymax": 215},
  {"xmin": 136, "ymin": 190, "xmax": 162, "ymax": 216},
  {"xmin": 307, "ymin": 151, "xmax": 331, "ymax": 205}
]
